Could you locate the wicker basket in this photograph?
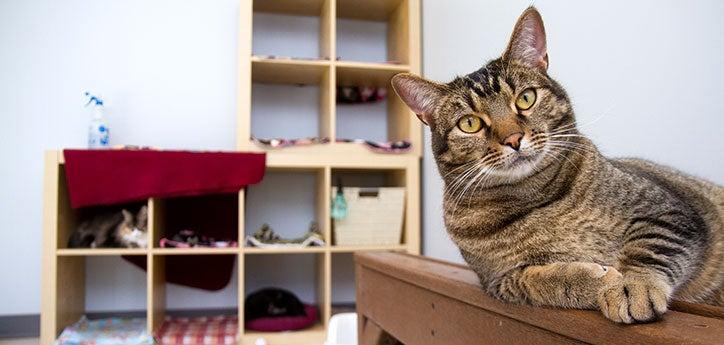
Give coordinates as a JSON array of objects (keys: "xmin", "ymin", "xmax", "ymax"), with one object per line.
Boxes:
[{"xmin": 332, "ymin": 187, "xmax": 405, "ymax": 246}]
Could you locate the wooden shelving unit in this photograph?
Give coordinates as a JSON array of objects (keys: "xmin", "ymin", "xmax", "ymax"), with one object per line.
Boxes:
[
  {"xmin": 239, "ymin": 1, "xmax": 420, "ymax": 342},
  {"xmin": 41, "ymin": 1, "xmax": 420, "ymax": 344}
]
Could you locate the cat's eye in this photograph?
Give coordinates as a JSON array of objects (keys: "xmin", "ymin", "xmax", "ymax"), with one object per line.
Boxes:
[
  {"xmin": 457, "ymin": 115, "xmax": 483, "ymax": 133},
  {"xmin": 515, "ymin": 88, "xmax": 537, "ymax": 110}
]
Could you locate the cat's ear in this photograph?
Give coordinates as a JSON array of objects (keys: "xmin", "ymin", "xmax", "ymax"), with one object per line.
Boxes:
[
  {"xmin": 391, "ymin": 73, "xmax": 445, "ymax": 126},
  {"xmin": 121, "ymin": 209, "xmax": 133, "ymax": 223},
  {"xmin": 136, "ymin": 206, "xmax": 148, "ymax": 227},
  {"xmin": 503, "ymin": 7, "xmax": 549, "ymax": 71}
]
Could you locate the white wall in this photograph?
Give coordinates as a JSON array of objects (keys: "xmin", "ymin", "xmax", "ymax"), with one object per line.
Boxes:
[
  {"xmin": 0, "ymin": 0, "xmax": 241, "ymax": 315},
  {"xmin": 421, "ymin": 0, "xmax": 724, "ymax": 263},
  {"xmin": 1, "ymin": 0, "xmax": 722, "ymax": 317},
  {"xmin": 0, "ymin": 0, "xmax": 386, "ymax": 316}
]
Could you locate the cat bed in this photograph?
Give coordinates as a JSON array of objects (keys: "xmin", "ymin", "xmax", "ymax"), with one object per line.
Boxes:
[
  {"xmin": 55, "ymin": 316, "xmax": 154, "ymax": 345},
  {"xmin": 63, "ymin": 149, "xmax": 265, "ymax": 208},
  {"xmin": 155, "ymin": 315, "xmax": 238, "ymax": 345},
  {"xmin": 245, "ymin": 304, "xmax": 318, "ymax": 332}
]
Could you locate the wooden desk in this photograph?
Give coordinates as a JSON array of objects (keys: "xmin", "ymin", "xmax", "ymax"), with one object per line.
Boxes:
[{"xmin": 355, "ymin": 252, "xmax": 724, "ymax": 345}]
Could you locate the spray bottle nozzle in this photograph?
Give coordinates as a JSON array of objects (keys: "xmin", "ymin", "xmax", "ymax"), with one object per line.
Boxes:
[{"xmin": 84, "ymin": 91, "xmax": 104, "ymax": 107}]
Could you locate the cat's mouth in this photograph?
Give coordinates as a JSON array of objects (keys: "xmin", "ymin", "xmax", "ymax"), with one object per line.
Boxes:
[
  {"xmin": 505, "ymin": 151, "xmax": 538, "ymax": 167},
  {"xmin": 495, "ymin": 150, "xmax": 544, "ymax": 179}
]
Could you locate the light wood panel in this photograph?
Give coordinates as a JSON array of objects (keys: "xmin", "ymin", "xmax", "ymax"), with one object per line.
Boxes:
[
  {"xmin": 56, "ymin": 168, "xmax": 79, "ymax": 249},
  {"xmin": 329, "ymin": 244, "xmax": 407, "ymax": 253},
  {"xmin": 337, "ymin": 0, "xmax": 405, "ymax": 21},
  {"xmin": 40, "ymin": 152, "xmax": 59, "ymax": 345},
  {"xmin": 55, "ymin": 256, "xmax": 85, "ymax": 340},
  {"xmin": 335, "ymin": 62, "xmax": 409, "ymax": 88},
  {"xmin": 56, "ymin": 248, "xmax": 147, "ymax": 256},
  {"xmin": 147, "ymin": 254, "xmax": 166, "ymax": 334},
  {"xmin": 237, "ymin": 0, "xmax": 253, "ymax": 151},
  {"xmin": 253, "ymin": 0, "xmax": 325, "ymax": 16},
  {"xmin": 251, "ymin": 57, "xmax": 330, "ymax": 85},
  {"xmin": 243, "ymin": 246, "xmax": 326, "ymax": 254}
]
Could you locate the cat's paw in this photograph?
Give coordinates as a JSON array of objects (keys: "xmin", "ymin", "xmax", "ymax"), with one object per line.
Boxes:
[
  {"xmin": 577, "ymin": 263, "xmax": 620, "ymax": 280},
  {"xmin": 598, "ymin": 274, "xmax": 670, "ymax": 324}
]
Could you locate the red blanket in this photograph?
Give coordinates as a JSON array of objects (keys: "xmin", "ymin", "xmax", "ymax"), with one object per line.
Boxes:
[
  {"xmin": 63, "ymin": 149, "xmax": 265, "ymax": 208},
  {"xmin": 63, "ymin": 149, "xmax": 265, "ymax": 291}
]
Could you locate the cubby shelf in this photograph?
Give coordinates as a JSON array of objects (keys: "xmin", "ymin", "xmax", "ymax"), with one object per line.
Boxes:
[
  {"xmin": 251, "ymin": 56, "xmax": 330, "ymax": 85},
  {"xmin": 56, "ymin": 248, "xmax": 148, "ymax": 256},
  {"xmin": 42, "ymin": 1, "xmax": 420, "ymax": 344},
  {"xmin": 244, "ymin": 247, "xmax": 327, "ymax": 254}
]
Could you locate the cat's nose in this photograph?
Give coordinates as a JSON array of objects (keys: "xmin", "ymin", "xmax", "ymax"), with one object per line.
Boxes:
[{"xmin": 502, "ymin": 132, "xmax": 523, "ymax": 151}]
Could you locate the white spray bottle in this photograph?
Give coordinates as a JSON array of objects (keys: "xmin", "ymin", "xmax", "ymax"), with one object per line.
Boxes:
[{"xmin": 85, "ymin": 92, "xmax": 110, "ymax": 148}]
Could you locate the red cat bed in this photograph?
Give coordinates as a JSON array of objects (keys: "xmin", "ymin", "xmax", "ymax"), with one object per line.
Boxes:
[{"xmin": 244, "ymin": 304, "xmax": 318, "ymax": 332}]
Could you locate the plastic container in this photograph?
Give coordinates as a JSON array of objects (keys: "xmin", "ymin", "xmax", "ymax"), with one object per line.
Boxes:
[
  {"xmin": 325, "ymin": 312, "xmax": 358, "ymax": 345},
  {"xmin": 85, "ymin": 92, "xmax": 110, "ymax": 148}
]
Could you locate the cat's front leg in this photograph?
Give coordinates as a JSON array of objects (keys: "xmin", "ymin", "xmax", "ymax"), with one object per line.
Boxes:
[{"xmin": 491, "ymin": 262, "xmax": 622, "ymax": 309}]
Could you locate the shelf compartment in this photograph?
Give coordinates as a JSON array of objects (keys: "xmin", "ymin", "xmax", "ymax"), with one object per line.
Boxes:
[
  {"xmin": 53, "ymin": 255, "xmax": 148, "ymax": 340},
  {"xmin": 55, "ymin": 167, "xmax": 150, "ymax": 250},
  {"xmin": 336, "ymin": 0, "xmax": 410, "ymax": 64},
  {"xmin": 331, "ymin": 253, "xmax": 355, "ymax": 306},
  {"xmin": 252, "ymin": 0, "xmax": 333, "ymax": 60},
  {"xmin": 245, "ymin": 168, "xmax": 330, "ymax": 246},
  {"xmin": 252, "ymin": 57, "xmax": 330, "ymax": 85},
  {"xmin": 243, "ymin": 252, "xmax": 330, "ymax": 335},
  {"xmin": 330, "ymin": 168, "xmax": 408, "ymax": 247},
  {"xmin": 148, "ymin": 254, "xmax": 240, "ymax": 336},
  {"xmin": 335, "ymin": 63, "xmax": 414, "ymax": 144},
  {"xmin": 251, "ymin": 82, "xmax": 323, "ymax": 140},
  {"xmin": 150, "ymin": 194, "xmax": 239, "ymax": 250}
]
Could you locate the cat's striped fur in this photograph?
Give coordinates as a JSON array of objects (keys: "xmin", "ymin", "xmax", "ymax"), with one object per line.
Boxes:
[{"xmin": 392, "ymin": 7, "xmax": 723, "ymax": 323}]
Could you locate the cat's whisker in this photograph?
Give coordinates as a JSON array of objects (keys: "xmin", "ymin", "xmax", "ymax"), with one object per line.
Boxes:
[
  {"xmin": 546, "ymin": 141, "xmax": 597, "ymax": 155},
  {"xmin": 442, "ymin": 159, "xmax": 480, "ymax": 179},
  {"xmin": 444, "ymin": 161, "xmax": 485, "ymax": 199},
  {"xmin": 543, "ymin": 147, "xmax": 582, "ymax": 171}
]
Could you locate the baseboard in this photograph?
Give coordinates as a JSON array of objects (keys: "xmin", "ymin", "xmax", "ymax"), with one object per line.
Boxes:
[{"xmin": 0, "ymin": 314, "xmax": 38, "ymax": 339}]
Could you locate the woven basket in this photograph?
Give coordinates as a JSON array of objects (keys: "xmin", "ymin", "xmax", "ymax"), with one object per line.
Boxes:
[{"xmin": 332, "ymin": 187, "xmax": 405, "ymax": 246}]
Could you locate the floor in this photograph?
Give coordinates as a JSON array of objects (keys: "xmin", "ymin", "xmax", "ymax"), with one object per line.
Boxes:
[{"xmin": 0, "ymin": 339, "xmax": 38, "ymax": 345}]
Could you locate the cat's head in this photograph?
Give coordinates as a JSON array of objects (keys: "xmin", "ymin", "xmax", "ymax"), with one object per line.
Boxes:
[
  {"xmin": 117, "ymin": 206, "xmax": 148, "ymax": 248},
  {"xmin": 393, "ymin": 7, "xmax": 578, "ymax": 189}
]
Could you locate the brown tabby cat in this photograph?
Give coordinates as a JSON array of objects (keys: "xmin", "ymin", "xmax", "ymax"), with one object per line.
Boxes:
[{"xmin": 392, "ymin": 7, "xmax": 723, "ymax": 323}]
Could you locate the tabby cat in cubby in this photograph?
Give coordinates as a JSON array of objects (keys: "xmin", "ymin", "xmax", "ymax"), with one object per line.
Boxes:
[
  {"xmin": 68, "ymin": 206, "xmax": 148, "ymax": 249},
  {"xmin": 392, "ymin": 7, "xmax": 723, "ymax": 323}
]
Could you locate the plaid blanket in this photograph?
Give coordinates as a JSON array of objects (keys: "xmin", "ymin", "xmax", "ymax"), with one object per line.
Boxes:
[
  {"xmin": 55, "ymin": 316, "xmax": 154, "ymax": 345},
  {"xmin": 156, "ymin": 315, "xmax": 239, "ymax": 345}
]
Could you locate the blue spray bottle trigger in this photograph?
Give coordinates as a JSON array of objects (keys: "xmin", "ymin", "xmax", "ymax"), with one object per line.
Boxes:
[{"xmin": 84, "ymin": 91, "xmax": 104, "ymax": 106}]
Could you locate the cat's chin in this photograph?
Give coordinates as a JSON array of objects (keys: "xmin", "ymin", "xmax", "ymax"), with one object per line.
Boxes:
[{"xmin": 493, "ymin": 152, "xmax": 545, "ymax": 183}]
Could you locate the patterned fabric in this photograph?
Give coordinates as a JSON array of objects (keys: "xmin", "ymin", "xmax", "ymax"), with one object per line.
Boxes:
[
  {"xmin": 251, "ymin": 136, "xmax": 412, "ymax": 154},
  {"xmin": 156, "ymin": 315, "xmax": 239, "ymax": 345},
  {"xmin": 55, "ymin": 316, "xmax": 154, "ymax": 345}
]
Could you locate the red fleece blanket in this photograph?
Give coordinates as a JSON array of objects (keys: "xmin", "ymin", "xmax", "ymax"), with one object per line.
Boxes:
[
  {"xmin": 63, "ymin": 149, "xmax": 265, "ymax": 208},
  {"xmin": 63, "ymin": 149, "xmax": 266, "ymax": 291}
]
